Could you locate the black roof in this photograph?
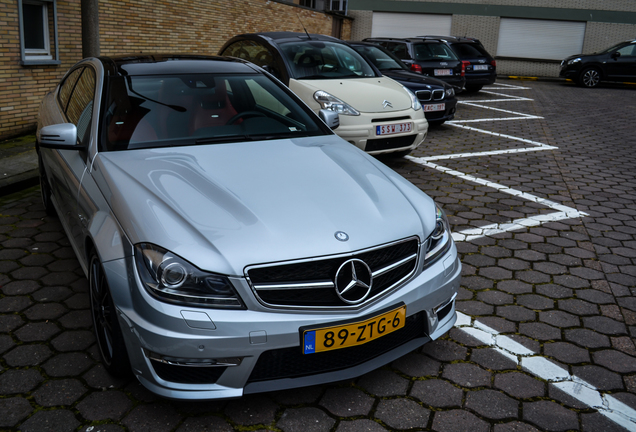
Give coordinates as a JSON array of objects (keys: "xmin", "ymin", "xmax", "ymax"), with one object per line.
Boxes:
[
  {"xmin": 417, "ymin": 35, "xmax": 482, "ymax": 44},
  {"xmin": 364, "ymin": 37, "xmax": 447, "ymax": 44},
  {"xmin": 98, "ymin": 54, "xmax": 258, "ymax": 76},
  {"xmin": 249, "ymin": 32, "xmax": 343, "ymax": 44}
]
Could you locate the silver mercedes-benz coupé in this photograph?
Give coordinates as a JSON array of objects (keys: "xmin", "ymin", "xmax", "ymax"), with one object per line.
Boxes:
[{"xmin": 36, "ymin": 55, "xmax": 461, "ymax": 400}]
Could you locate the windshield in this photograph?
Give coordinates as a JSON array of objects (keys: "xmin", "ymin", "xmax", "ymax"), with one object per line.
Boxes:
[
  {"xmin": 280, "ymin": 41, "xmax": 377, "ymax": 79},
  {"xmin": 101, "ymin": 73, "xmax": 329, "ymax": 151},
  {"xmin": 352, "ymin": 45, "xmax": 408, "ymax": 71},
  {"xmin": 413, "ymin": 43, "xmax": 459, "ymax": 62}
]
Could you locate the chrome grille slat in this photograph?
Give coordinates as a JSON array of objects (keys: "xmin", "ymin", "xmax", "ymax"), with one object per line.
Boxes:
[{"xmin": 246, "ymin": 237, "xmax": 420, "ymax": 309}]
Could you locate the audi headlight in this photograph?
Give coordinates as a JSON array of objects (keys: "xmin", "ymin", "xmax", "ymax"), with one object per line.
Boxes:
[
  {"xmin": 313, "ymin": 90, "xmax": 360, "ymax": 116},
  {"xmin": 134, "ymin": 243, "xmax": 244, "ymax": 308},
  {"xmin": 567, "ymin": 58, "xmax": 581, "ymax": 65},
  {"xmin": 424, "ymin": 205, "xmax": 452, "ymax": 266},
  {"xmin": 445, "ymin": 87, "xmax": 455, "ymax": 97},
  {"xmin": 401, "ymin": 85, "xmax": 422, "ymax": 111}
]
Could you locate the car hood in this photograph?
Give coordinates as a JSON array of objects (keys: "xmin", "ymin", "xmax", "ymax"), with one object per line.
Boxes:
[
  {"xmin": 381, "ymin": 69, "xmax": 447, "ymax": 89},
  {"xmin": 292, "ymin": 77, "xmax": 412, "ymax": 113},
  {"xmin": 93, "ymin": 136, "xmax": 435, "ymax": 276}
]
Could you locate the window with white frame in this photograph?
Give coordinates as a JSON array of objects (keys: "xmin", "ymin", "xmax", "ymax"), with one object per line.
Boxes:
[{"xmin": 19, "ymin": 0, "xmax": 59, "ymax": 65}]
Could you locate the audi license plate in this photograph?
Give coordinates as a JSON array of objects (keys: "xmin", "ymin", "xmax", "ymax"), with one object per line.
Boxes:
[
  {"xmin": 301, "ymin": 305, "xmax": 406, "ymax": 354},
  {"xmin": 376, "ymin": 122, "xmax": 412, "ymax": 136},
  {"xmin": 434, "ymin": 69, "xmax": 452, "ymax": 76},
  {"xmin": 473, "ymin": 65, "xmax": 489, "ymax": 71},
  {"xmin": 424, "ymin": 103, "xmax": 445, "ymax": 112}
]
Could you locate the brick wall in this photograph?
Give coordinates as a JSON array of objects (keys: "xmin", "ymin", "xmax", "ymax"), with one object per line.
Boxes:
[{"xmin": 0, "ymin": 0, "xmax": 350, "ymax": 141}]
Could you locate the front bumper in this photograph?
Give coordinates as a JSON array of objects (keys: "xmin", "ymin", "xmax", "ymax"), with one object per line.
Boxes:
[
  {"xmin": 334, "ymin": 108, "xmax": 429, "ymax": 155},
  {"xmin": 104, "ymin": 242, "xmax": 461, "ymax": 400}
]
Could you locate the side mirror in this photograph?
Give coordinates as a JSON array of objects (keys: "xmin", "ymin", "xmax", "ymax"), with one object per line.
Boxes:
[
  {"xmin": 319, "ymin": 109, "xmax": 340, "ymax": 130},
  {"xmin": 611, "ymin": 51, "xmax": 621, "ymax": 59},
  {"xmin": 37, "ymin": 123, "xmax": 81, "ymax": 149}
]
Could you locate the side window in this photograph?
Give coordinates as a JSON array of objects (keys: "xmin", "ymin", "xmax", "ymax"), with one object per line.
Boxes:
[
  {"xmin": 386, "ymin": 42, "xmax": 409, "ymax": 60},
  {"xmin": 65, "ymin": 68, "xmax": 96, "ymax": 145},
  {"xmin": 222, "ymin": 40, "xmax": 280, "ymax": 78},
  {"xmin": 58, "ymin": 67, "xmax": 83, "ymax": 112},
  {"xmin": 617, "ymin": 44, "xmax": 635, "ymax": 57}
]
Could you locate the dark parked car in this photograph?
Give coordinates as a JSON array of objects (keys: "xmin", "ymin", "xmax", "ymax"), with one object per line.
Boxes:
[
  {"xmin": 560, "ymin": 39, "xmax": 636, "ymax": 88},
  {"xmin": 419, "ymin": 36, "xmax": 496, "ymax": 93},
  {"xmin": 363, "ymin": 37, "xmax": 466, "ymax": 90},
  {"xmin": 351, "ymin": 41, "xmax": 457, "ymax": 126}
]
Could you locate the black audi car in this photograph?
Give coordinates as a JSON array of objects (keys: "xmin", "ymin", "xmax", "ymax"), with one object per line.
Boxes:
[
  {"xmin": 560, "ymin": 39, "xmax": 636, "ymax": 88},
  {"xmin": 419, "ymin": 36, "xmax": 496, "ymax": 93},
  {"xmin": 351, "ymin": 41, "xmax": 457, "ymax": 126},
  {"xmin": 364, "ymin": 37, "xmax": 466, "ymax": 90}
]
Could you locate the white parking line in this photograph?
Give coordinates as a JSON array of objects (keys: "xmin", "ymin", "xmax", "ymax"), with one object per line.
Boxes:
[
  {"xmin": 455, "ymin": 101, "xmax": 543, "ymax": 120},
  {"xmin": 405, "ymin": 156, "xmax": 588, "ymax": 241},
  {"xmin": 455, "ymin": 312, "xmax": 636, "ymax": 430},
  {"xmin": 429, "ymin": 84, "xmax": 633, "ymax": 429}
]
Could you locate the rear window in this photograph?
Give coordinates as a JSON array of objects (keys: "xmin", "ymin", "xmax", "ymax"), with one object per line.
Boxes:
[
  {"xmin": 413, "ymin": 43, "xmax": 458, "ymax": 62},
  {"xmin": 451, "ymin": 43, "xmax": 490, "ymax": 59},
  {"xmin": 101, "ymin": 73, "xmax": 329, "ymax": 151}
]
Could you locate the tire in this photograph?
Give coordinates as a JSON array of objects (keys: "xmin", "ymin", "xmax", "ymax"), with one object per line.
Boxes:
[
  {"xmin": 579, "ymin": 67, "xmax": 601, "ymax": 88},
  {"xmin": 38, "ymin": 153, "xmax": 57, "ymax": 217},
  {"xmin": 89, "ymin": 251, "xmax": 131, "ymax": 378},
  {"xmin": 464, "ymin": 84, "xmax": 483, "ymax": 93}
]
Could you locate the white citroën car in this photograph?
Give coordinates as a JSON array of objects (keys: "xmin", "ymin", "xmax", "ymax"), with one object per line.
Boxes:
[
  {"xmin": 36, "ymin": 54, "xmax": 460, "ymax": 400},
  {"xmin": 220, "ymin": 32, "xmax": 429, "ymax": 157}
]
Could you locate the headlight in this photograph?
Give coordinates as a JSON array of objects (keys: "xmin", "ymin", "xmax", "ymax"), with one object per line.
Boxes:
[
  {"xmin": 424, "ymin": 205, "xmax": 452, "ymax": 266},
  {"xmin": 567, "ymin": 58, "xmax": 581, "ymax": 65},
  {"xmin": 134, "ymin": 243, "xmax": 244, "ymax": 308},
  {"xmin": 313, "ymin": 90, "xmax": 360, "ymax": 116},
  {"xmin": 401, "ymin": 85, "xmax": 422, "ymax": 111},
  {"xmin": 445, "ymin": 87, "xmax": 455, "ymax": 97}
]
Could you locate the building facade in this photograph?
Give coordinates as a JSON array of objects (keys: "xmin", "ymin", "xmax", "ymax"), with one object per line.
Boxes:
[
  {"xmin": 348, "ymin": 0, "xmax": 636, "ymax": 77},
  {"xmin": 0, "ymin": 0, "xmax": 351, "ymax": 140}
]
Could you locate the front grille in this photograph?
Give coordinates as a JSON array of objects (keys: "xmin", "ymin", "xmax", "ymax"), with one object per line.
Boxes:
[
  {"xmin": 247, "ymin": 238, "xmax": 419, "ymax": 308},
  {"xmin": 365, "ymin": 135, "xmax": 417, "ymax": 152},
  {"xmin": 416, "ymin": 89, "xmax": 445, "ymax": 102},
  {"xmin": 150, "ymin": 360, "xmax": 226, "ymax": 384},
  {"xmin": 247, "ymin": 312, "xmax": 427, "ymax": 383},
  {"xmin": 371, "ymin": 116, "xmax": 410, "ymax": 123}
]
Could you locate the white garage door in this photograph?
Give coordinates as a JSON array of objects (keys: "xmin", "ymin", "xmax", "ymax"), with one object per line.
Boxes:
[
  {"xmin": 371, "ymin": 12, "xmax": 452, "ymax": 38},
  {"xmin": 497, "ymin": 18, "xmax": 586, "ymax": 60}
]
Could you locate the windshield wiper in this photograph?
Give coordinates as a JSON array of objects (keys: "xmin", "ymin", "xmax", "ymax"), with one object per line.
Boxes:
[{"xmin": 195, "ymin": 135, "xmax": 254, "ymax": 144}]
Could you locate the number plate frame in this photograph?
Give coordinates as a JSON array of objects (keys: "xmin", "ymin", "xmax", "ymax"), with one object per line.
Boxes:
[
  {"xmin": 434, "ymin": 69, "xmax": 452, "ymax": 76},
  {"xmin": 473, "ymin": 65, "xmax": 489, "ymax": 71},
  {"xmin": 423, "ymin": 103, "xmax": 445, "ymax": 112},
  {"xmin": 376, "ymin": 122, "xmax": 413, "ymax": 136},
  {"xmin": 300, "ymin": 304, "xmax": 407, "ymax": 354}
]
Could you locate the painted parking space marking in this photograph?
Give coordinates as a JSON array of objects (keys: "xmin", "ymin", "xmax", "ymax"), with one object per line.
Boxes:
[
  {"xmin": 455, "ymin": 312, "xmax": 636, "ymax": 430},
  {"xmin": 415, "ymin": 83, "xmax": 633, "ymax": 429},
  {"xmin": 406, "ymin": 156, "xmax": 588, "ymax": 241}
]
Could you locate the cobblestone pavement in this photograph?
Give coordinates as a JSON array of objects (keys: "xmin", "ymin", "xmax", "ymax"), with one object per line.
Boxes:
[{"xmin": 1, "ymin": 78, "xmax": 635, "ymax": 431}]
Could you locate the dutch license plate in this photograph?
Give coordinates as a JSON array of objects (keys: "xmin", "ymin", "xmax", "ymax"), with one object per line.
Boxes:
[
  {"xmin": 301, "ymin": 305, "xmax": 407, "ymax": 354},
  {"xmin": 473, "ymin": 65, "xmax": 489, "ymax": 71},
  {"xmin": 434, "ymin": 69, "xmax": 452, "ymax": 76},
  {"xmin": 424, "ymin": 103, "xmax": 445, "ymax": 112},
  {"xmin": 376, "ymin": 122, "xmax": 412, "ymax": 136}
]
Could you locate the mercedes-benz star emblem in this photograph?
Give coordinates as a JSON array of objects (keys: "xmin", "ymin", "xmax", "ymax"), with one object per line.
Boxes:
[
  {"xmin": 334, "ymin": 231, "xmax": 349, "ymax": 242},
  {"xmin": 334, "ymin": 259, "xmax": 373, "ymax": 304},
  {"xmin": 382, "ymin": 100, "xmax": 393, "ymax": 109}
]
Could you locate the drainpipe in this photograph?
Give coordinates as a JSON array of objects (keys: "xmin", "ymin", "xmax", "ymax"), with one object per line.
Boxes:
[{"xmin": 81, "ymin": 0, "xmax": 100, "ymax": 58}]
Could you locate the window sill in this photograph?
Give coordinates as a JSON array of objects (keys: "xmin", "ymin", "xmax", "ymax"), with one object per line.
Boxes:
[{"xmin": 21, "ymin": 59, "xmax": 61, "ymax": 66}]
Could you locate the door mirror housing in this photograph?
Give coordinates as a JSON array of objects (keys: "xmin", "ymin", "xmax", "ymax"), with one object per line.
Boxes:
[
  {"xmin": 319, "ymin": 109, "xmax": 340, "ymax": 130},
  {"xmin": 37, "ymin": 123, "xmax": 83, "ymax": 149},
  {"xmin": 611, "ymin": 51, "xmax": 621, "ymax": 59}
]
